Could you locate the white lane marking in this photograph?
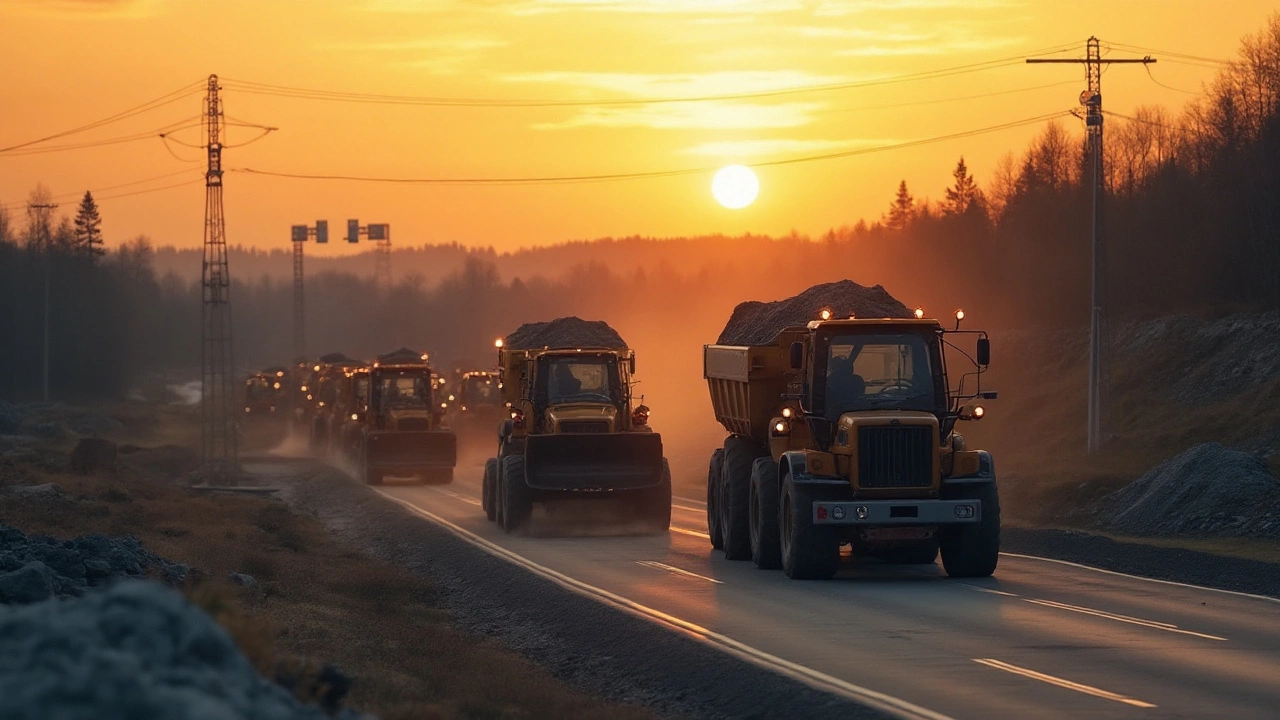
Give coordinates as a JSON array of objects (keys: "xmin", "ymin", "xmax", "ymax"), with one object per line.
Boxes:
[
  {"xmin": 428, "ymin": 486, "xmax": 483, "ymax": 507},
  {"xmin": 961, "ymin": 584, "xmax": 1020, "ymax": 597},
  {"xmin": 1022, "ymin": 598, "xmax": 1227, "ymax": 641},
  {"xmin": 671, "ymin": 526, "xmax": 712, "ymax": 540},
  {"xmin": 1001, "ymin": 552, "xmax": 1280, "ymax": 605},
  {"xmin": 375, "ymin": 489, "xmax": 952, "ymax": 720},
  {"xmin": 674, "ymin": 495, "xmax": 706, "ymax": 507},
  {"xmin": 672, "ymin": 503, "xmax": 706, "ymax": 514},
  {"xmin": 637, "ymin": 560, "xmax": 723, "ymax": 584},
  {"xmin": 973, "ymin": 658, "xmax": 1157, "ymax": 709}
]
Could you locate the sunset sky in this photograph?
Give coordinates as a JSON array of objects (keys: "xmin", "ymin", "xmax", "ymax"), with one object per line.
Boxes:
[{"xmin": 0, "ymin": 0, "xmax": 1273, "ymax": 253}]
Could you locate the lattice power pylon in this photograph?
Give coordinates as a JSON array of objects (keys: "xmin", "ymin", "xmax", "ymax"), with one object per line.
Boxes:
[{"xmin": 200, "ymin": 73, "xmax": 238, "ymax": 482}]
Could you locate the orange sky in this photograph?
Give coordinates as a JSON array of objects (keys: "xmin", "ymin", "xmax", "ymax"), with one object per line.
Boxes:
[{"xmin": 0, "ymin": 0, "xmax": 1273, "ymax": 253}]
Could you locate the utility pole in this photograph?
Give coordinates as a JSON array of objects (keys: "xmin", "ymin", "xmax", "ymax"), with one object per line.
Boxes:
[
  {"xmin": 200, "ymin": 74, "xmax": 238, "ymax": 483},
  {"xmin": 27, "ymin": 201, "xmax": 57, "ymax": 403},
  {"xmin": 289, "ymin": 220, "xmax": 328, "ymax": 361},
  {"xmin": 1028, "ymin": 38, "xmax": 1155, "ymax": 456}
]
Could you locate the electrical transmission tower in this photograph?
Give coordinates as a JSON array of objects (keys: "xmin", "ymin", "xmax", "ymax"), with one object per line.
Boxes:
[
  {"xmin": 200, "ymin": 74, "xmax": 238, "ymax": 482},
  {"xmin": 1028, "ymin": 38, "xmax": 1154, "ymax": 456},
  {"xmin": 289, "ymin": 220, "xmax": 328, "ymax": 360}
]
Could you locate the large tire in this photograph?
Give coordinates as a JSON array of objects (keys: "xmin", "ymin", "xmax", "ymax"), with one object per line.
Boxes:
[
  {"xmin": 641, "ymin": 459, "xmax": 672, "ymax": 531},
  {"xmin": 780, "ymin": 471, "xmax": 839, "ymax": 580},
  {"xmin": 500, "ymin": 455, "xmax": 532, "ymax": 533},
  {"xmin": 881, "ymin": 542, "xmax": 939, "ymax": 565},
  {"xmin": 706, "ymin": 449, "xmax": 724, "ymax": 550},
  {"xmin": 749, "ymin": 457, "xmax": 782, "ymax": 569},
  {"xmin": 483, "ymin": 458, "xmax": 498, "ymax": 522},
  {"xmin": 719, "ymin": 436, "xmax": 756, "ymax": 561},
  {"xmin": 940, "ymin": 482, "xmax": 1000, "ymax": 578}
]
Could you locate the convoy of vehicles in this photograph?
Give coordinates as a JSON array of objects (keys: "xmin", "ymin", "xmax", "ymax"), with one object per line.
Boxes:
[
  {"xmin": 481, "ymin": 331, "xmax": 670, "ymax": 533},
  {"xmin": 704, "ymin": 308, "xmax": 998, "ymax": 579},
  {"xmin": 261, "ymin": 293, "xmax": 998, "ymax": 581}
]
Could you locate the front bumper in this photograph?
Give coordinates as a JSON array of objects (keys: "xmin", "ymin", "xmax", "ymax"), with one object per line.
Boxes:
[{"xmin": 812, "ymin": 499, "xmax": 982, "ymax": 525}]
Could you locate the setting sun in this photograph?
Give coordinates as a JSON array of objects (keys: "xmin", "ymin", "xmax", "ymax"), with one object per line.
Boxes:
[{"xmin": 711, "ymin": 165, "xmax": 759, "ymax": 210}]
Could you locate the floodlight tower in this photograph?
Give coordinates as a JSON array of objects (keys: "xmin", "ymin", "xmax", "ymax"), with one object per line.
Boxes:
[
  {"xmin": 200, "ymin": 74, "xmax": 238, "ymax": 482},
  {"xmin": 345, "ymin": 219, "xmax": 392, "ymax": 292},
  {"xmin": 289, "ymin": 220, "xmax": 328, "ymax": 360}
]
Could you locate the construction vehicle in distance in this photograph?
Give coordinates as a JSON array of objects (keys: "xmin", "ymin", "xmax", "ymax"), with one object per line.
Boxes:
[
  {"xmin": 310, "ymin": 354, "xmax": 365, "ymax": 451},
  {"xmin": 242, "ymin": 370, "xmax": 283, "ymax": 418},
  {"xmin": 355, "ymin": 348, "xmax": 457, "ymax": 485},
  {"xmin": 328, "ymin": 365, "xmax": 371, "ymax": 462},
  {"xmin": 704, "ymin": 306, "xmax": 998, "ymax": 580},
  {"xmin": 449, "ymin": 370, "xmax": 504, "ymax": 447},
  {"xmin": 483, "ymin": 318, "xmax": 670, "ymax": 533},
  {"xmin": 288, "ymin": 359, "xmax": 321, "ymax": 432}
]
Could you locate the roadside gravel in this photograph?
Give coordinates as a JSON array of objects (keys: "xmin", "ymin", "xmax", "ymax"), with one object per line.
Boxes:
[{"xmin": 277, "ymin": 462, "xmax": 889, "ymax": 720}]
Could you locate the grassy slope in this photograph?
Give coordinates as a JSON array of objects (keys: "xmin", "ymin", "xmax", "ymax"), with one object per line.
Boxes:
[{"xmin": 0, "ymin": 404, "xmax": 652, "ymax": 720}]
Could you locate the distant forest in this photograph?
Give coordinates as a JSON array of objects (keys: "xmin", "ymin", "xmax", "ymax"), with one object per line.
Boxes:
[{"xmin": 2, "ymin": 14, "xmax": 1279, "ymax": 401}]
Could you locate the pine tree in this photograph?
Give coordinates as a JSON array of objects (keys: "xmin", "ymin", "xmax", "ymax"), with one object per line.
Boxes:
[
  {"xmin": 944, "ymin": 156, "xmax": 984, "ymax": 215},
  {"xmin": 886, "ymin": 180, "xmax": 914, "ymax": 231},
  {"xmin": 73, "ymin": 191, "xmax": 103, "ymax": 257}
]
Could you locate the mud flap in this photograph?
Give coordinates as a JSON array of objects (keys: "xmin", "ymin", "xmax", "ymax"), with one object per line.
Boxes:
[
  {"xmin": 364, "ymin": 430, "xmax": 458, "ymax": 472},
  {"xmin": 524, "ymin": 432, "xmax": 663, "ymax": 493}
]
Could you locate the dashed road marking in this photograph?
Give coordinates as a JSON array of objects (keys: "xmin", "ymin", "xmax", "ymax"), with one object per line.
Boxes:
[
  {"xmin": 961, "ymin": 584, "xmax": 1020, "ymax": 597},
  {"xmin": 375, "ymin": 489, "xmax": 953, "ymax": 720},
  {"xmin": 637, "ymin": 560, "xmax": 723, "ymax": 584},
  {"xmin": 671, "ymin": 526, "xmax": 712, "ymax": 540},
  {"xmin": 1022, "ymin": 598, "xmax": 1227, "ymax": 641},
  {"xmin": 973, "ymin": 658, "xmax": 1157, "ymax": 709},
  {"xmin": 672, "ymin": 503, "xmax": 706, "ymax": 514},
  {"xmin": 1000, "ymin": 552, "xmax": 1280, "ymax": 605},
  {"xmin": 428, "ymin": 486, "xmax": 483, "ymax": 507}
]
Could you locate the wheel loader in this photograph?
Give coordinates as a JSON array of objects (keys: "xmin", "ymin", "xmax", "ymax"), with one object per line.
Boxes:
[{"xmin": 356, "ymin": 348, "xmax": 457, "ymax": 485}]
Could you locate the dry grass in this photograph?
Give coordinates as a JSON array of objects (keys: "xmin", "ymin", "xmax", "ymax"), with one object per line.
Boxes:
[{"xmin": 0, "ymin": 423, "xmax": 653, "ymax": 720}]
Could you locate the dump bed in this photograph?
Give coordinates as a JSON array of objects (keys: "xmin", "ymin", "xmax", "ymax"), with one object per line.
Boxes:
[{"xmin": 704, "ymin": 329, "xmax": 803, "ymax": 444}]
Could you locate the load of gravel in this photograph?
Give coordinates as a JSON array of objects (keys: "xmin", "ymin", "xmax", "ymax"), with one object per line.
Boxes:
[
  {"xmin": 0, "ymin": 524, "xmax": 187, "ymax": 605},
  {"xmin": 716, "ymin": 280, "xmax": 912, "ymax": 346},
  {"xmin": 1098, "ymin": 443, "xmax": 1280, "ymax": 538},
  {"xmin": 504, "ymin": 317, "xmax": 627, "ymax": 350},
  {"xmin": 0, "ymin": 581, "xmax": 365, "ymax": 720}
]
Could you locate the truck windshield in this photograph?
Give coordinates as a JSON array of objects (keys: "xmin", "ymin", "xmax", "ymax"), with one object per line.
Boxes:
[
  {"xmin": 546, "ymin": 358, "xmax": 614, "ymax": 404},
  {"xmin": 824, "ymin": 333, "xmax": 935, "ymax": 417},
  {"xmin": 379, "ymin": 371, "xmax": 431, "ymax": 407}
]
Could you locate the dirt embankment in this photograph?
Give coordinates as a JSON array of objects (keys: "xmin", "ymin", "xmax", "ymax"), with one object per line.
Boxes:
[{"xmin": 0, "ymin": 401, "xmax": 655, "ymax": 720}]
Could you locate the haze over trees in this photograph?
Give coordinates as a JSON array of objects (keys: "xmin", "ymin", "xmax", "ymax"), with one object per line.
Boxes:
[{"xmin": 2, "ymin": 13, "xmax": 1280, "ymax": 400}]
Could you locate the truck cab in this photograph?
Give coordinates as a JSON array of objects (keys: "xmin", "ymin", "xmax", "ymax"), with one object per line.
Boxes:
[{"xmin": 355, "ymin": 348, "xmax": 457, "ymax": 486}]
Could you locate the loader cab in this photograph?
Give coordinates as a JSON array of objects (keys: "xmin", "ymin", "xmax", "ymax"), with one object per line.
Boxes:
[
  {"xmin": 461, "ymin": 372, "xmax": 501, "ymax": 411},
  {"xmin": 373, "ymin": 368, "xmax": 434, "ymax": 410},
  {"xmin": 532, "ymin": 352, "xmax": 627, "ymax": 433},
  {"xmin": 802, "ymin": 322, "xmax": 948, "ymax": 423}
]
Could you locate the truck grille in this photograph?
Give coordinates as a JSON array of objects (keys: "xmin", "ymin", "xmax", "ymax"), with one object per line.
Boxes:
[
  {"xmin": 857, "ymin": 426, "xmax": 933, "ymax": 488},
  {"xmin": 559, "ymin": 420, "xmax": 610, "ymax": 433}
]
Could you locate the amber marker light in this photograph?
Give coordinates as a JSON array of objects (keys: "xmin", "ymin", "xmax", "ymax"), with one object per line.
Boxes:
[
  {"xmin": 494, "ymin": 338, "xmax": 505, "ymax": 348},
  {"xmin": 819, "ymin": 308, "xmax": 832, "ymax": 321},
  {"xmin": 914, "ymin": 307, "xmax": 925, "ymax": 319}
]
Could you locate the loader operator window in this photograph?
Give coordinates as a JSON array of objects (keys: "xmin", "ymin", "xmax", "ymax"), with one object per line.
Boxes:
[
  {"xmin": 379, "ymin": 373, "xmax": 431, "ymax": 407},
  {"xmin": 465, "ymin": 378, "xmax": 499, "ymax": 406},
  {"xmin": 546, "ymin": 358, "xmax": 615, "ymax": 405},
  {"xmin": 824, "ymin": 333, "xmax": 935, "ymax": 417}
]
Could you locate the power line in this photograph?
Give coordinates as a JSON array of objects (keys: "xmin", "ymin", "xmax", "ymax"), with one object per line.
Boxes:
[
  {"xmin": 0, "ymin": 169, "xmax": 202, "ymax": 211},
  {"xmin": 219, "ymin": 42, "xmax": 1083, "ymax": 108},
  {"xmin": 230, "ymin": 109, "xmax": 1069, "ymax": 186},
  {"xmin": 1143, "ymin": 65, "xmax": 1202, "ymax": 95},
  {"xmin": 821, "ymin": 80, "xmax": 1078, "ymax": 115},
  {"xmin": 1102, "ymin": 41, "xmax": 1228, "ymax": 66},
  {"xmin": 1, "ymin": 117, "xmax": 203, "ymax": 157},
  {"xmin": 0, "ymin": 81, "xmax": 205, "ymax": 153}
]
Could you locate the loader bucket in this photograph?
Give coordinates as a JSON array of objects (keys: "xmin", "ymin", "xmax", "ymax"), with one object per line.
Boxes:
[
  {"xmin": 524, "ymin": 432, "xmax": 663, "ymax": 493},
  {"xmin": 364, "ymin": 430, "xmax": 457, "ymax": 471}
]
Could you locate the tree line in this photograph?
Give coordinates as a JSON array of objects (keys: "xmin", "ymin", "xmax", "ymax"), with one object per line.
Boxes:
[{"xmin": 2, "ymin": 14, "xmax": 1279, "ymax": 401}]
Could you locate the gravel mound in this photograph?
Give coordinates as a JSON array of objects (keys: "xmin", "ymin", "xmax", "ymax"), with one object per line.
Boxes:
[
  {"xmin": 504, "ymin": 317, "xmax": 627, "ymax": 350},
  {"xmin": 1099, "ymin": 443, "xmax": 1280, "ymax": 538},
  {"xmin": 716, "ymin": 280, "xmax": 912, "ymax": 346},
  {"xmin": 0, "ymin": 524, "xmax": 186, "ymax": 604},
  {"xmin": 0, "ymin": 581, "xmax": 364, "ymax": 720}
]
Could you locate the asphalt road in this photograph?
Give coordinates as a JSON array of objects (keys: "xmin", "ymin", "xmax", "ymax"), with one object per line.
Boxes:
[{"xmin": 277, "ymin": 454, "xmax": 1280, "ymax": 720}]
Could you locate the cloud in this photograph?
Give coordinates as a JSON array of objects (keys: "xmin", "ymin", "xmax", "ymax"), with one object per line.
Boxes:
[
  {"xmin": 330, "ymin": 37, "xmax": 508, "ymax": 52},
  {"xmin": 535, "ymin": 101, "xmax": 821, "ymax": 130},
  {"xmin": 501, "ymin": 70, "xmax": 850, "ymax": 98},
  {"xmin": 814, "ymin": 0, "xmax": 1020, "ymax": 15},
  {"xmin": 512, "ymin": 0, "xmax": 801, "ymax": 14},
  {"xmin": 0, "ymin": 0, "xmax": 160, "ymax": 17},
  {"xmin": 679, "ymin": 137, "xmax": 898, "ymax": 158}
]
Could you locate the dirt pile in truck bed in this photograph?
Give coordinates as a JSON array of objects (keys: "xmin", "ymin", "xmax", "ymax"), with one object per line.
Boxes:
[
  {"xmin": 1098, "ymin": 443, "xmax": 1280, "ymax": 539},
  {"xmin": 716, "ymin": 280, "xmax": 912, "ymax": 346},
  {"xmin": 505, "ymin": 317, "xmax": 627, "ymax": 350}
]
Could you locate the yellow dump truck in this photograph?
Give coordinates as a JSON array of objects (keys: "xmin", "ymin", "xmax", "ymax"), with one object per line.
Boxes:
[
  {"xmin": 482, "ymin": 318, "xmax": 669, "ymax": 533},
  {"xmin": 449, "ymin": 370, "xmax": 504, "ymax": 445},
  {"xmin": 705, "ymin": 308, "xmax": 998, "ymax": 579},
  {"xmin": 356, "ymin": 348, "xmax": 457, "ymax": 485}
]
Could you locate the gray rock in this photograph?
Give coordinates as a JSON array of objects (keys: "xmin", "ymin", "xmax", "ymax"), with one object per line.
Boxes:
[
  {"xmin": 505, "ymin": 316, "xmax": 627, "ymax": 350},
  {"xmin": 0, "ymin": 562, "xmax": 57, "ymax": 604},
  {"xmin": 229, "ymin": 573, "xmax": 259, "ymax": 589},
  {"xmin": 0, "ymin": 581, "xmax": 369, "ymax": 720},
  {"xmin": 717, "ymin": 280, "xmax": 911, "ymax": 346},
  {"xmin": 6, "ymin": 483, "xmax": 62, "ymax": 499},
  {"xmin": 0, "ymin": 524, "xmax": 186, "ymax": 604}
]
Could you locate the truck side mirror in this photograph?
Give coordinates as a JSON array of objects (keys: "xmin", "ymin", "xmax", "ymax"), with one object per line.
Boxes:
[
  {"xmin": 789, "ymin": 342, "xmax": 804, "ymax": 370},
  {"xmin": 628, "ymin": 356, "xmax": 636, "ymax": 375},
  {"xmin": 976, "ymin": 338, "xmax": 991, "ymax": 367}
]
